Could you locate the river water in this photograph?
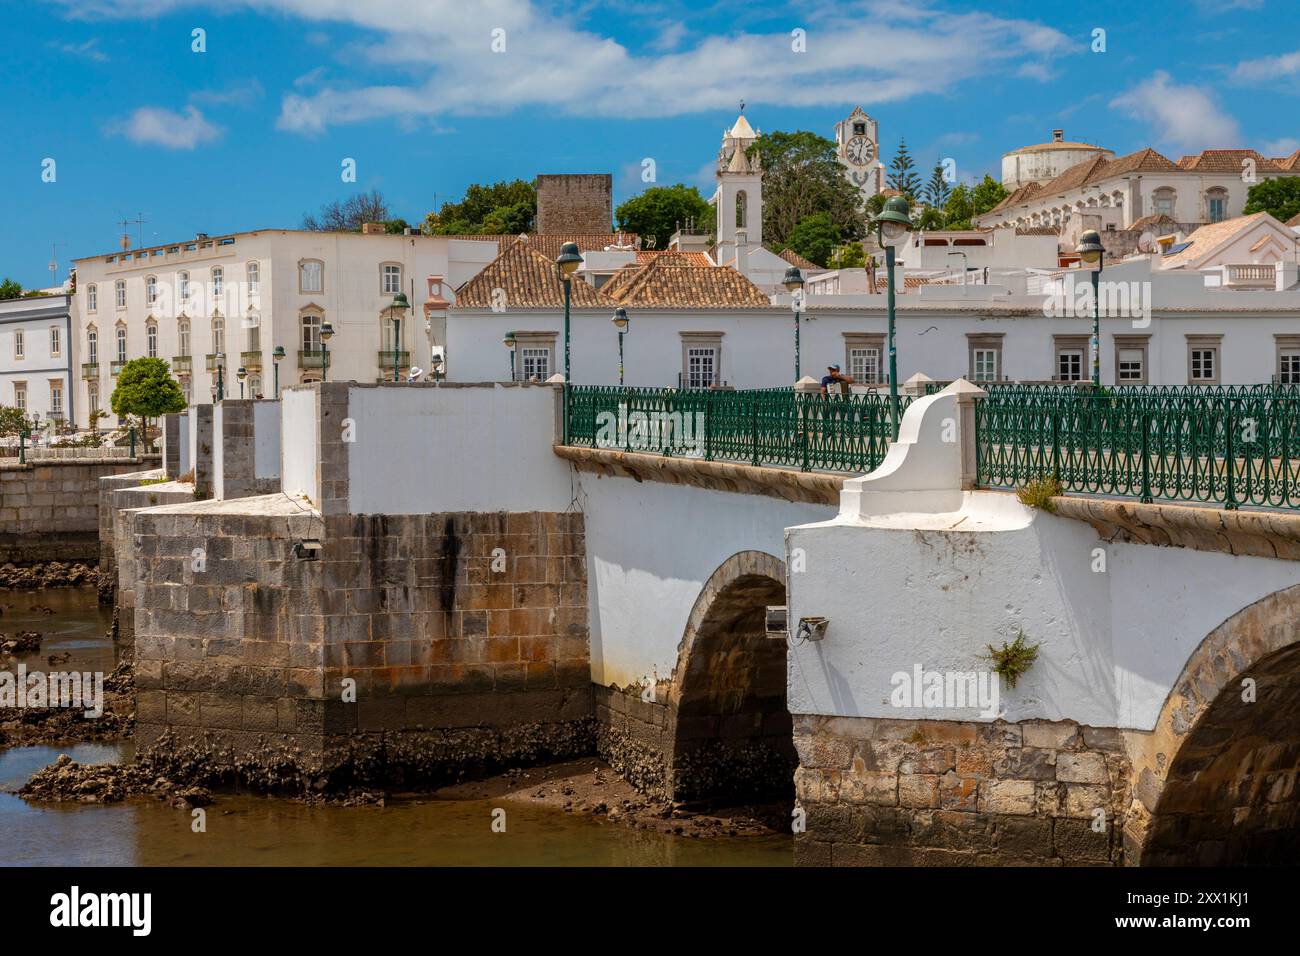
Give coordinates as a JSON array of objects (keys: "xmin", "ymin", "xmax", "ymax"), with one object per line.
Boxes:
[{"xmin": 0, "ymin": 588, "xmax": 792, "ymax": 867}]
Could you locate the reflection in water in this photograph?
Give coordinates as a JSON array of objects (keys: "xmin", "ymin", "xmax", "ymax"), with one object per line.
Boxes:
[{"xmin": 0, "ymin": 590, "xmax": 792, "ymax": 867}]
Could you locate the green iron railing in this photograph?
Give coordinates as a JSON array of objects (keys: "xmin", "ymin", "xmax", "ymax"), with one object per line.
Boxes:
[
  {"xmin": 566, "ymin": 386, "xmax": 912, "ymax": 474},
  {"xmin": 976, "ymin": 385, "xmax": 1300, "ymax": 509}
]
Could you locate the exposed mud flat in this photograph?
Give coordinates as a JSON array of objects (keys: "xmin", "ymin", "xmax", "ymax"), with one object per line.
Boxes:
[
  {"xmin": 0, "ymin": 563, "xmax": 101, "ymax": 591},
  {"xmin": 0, "ymin": 652, "xmax": 133, "ymax": 748},
  {"xmin": 19, "ymin": 753, "xmax": 211, "ymax": 809}
]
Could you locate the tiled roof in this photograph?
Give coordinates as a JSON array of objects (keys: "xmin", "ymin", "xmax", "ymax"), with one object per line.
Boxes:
[
  {"xmin": 1014, "ymin": 225, "xmax": 1059, "ymax": 236},
  {"xmin": 598, "ymin": 263, "xmax": 642, "ymax": 299},
  {"xmin": 1039, "ymin": 153, "xmax": 1110, "ymax": 194},
  {"xmin": 453, "ymin": 237, "xmax": 620, "ymax": 308},
  {"xmin": 986, "ymin": 181, "xmax": 1042, "ymax": 214},
  {"xmin": 637, "ymin": 250, "xmax": 712, "ymax": 267},
  {"xmin": 1289, "ymin": 211, "xmax": 1300, "ymax": 227},
  {"xmin": 608, "ymin": 253, "xmax": 771, "ymax": 308},
  {"xmin": 1128, "ymin": 214, "xmax": 1182, "ymax": 233},
  {"xmin": 1277, "ymin": 150, "xmax": 1300, "ymax": 172},
  {"xmin": 520, "ymin": 232, "xmax": 641, "ymax": 260},
  {"xmin": 1095, "ymin": 147, "xmax": 1178, "ymax": 180},
  {"xmin": 986, "ymin": 148, "xmax": 1179, "ymax": 216},
  {"xmin": 1159, "ymin": 212, "xmax": 1275, "ymax": 269},
  {"xmin": 1176, "ymin": 149, "xmax": 1285, "ymax": 173},
  {"xmin": 873, "ymin": 276, "xmax": 933, "ymax": 292},
  {"xmin": 776, "ymin": 247, "xmax": 822, "ymax": 272}
]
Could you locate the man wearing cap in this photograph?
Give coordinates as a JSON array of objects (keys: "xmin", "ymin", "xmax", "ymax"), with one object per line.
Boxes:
[{"xmin": 820, "ymin": 364, "xmax": 855, "ymax": 397}]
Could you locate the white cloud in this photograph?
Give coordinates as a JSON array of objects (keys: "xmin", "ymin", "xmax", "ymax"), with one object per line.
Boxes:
[
  {"xmin": 1264, "ymin": 137, "xmax": 1300, "ymax": 156},
  {"xmin": 190, "ymin": 79, "xmax": 264, "ymax": 107},
  {"xmin": 47, "ymin": 0, "xmax": 1075, "ymax": 134},
  {"xmin": 1232, "ymin": 48, "xmax": 1300, "ymax": 84},
  {"xmin": 55, "ymin": 38, "xmax": 108, "ymax": 62},
  {"xmin": 1109, "ymin": 71, "xmax": 1240, "ymax": 151},
  {"xmin": 109, "ymin": 105, "xmax": 221, "ymax": 150}
]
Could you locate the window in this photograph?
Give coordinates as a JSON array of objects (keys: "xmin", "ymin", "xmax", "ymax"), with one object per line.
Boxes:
[
  {"xmin": 181, "ymin": 378, "xmax": 192, "ymax": 404},
  {"xmin": 146, "ymin": 322, "xmax": 158, "ymax": 358},
  {"xmin": 1277, "ymin": 336, "xmax": 1300, "ymax": 384},
  {"xmin": 301, "ymin": 311, "xmax": 322, "ymax": 353},
  {"xmin": 844, "ymin": 332, "xmax": 885, "ymax": 385},
  {"xmin": 246, "ymin": 317, "xmax": 260, "ymax": 353},
  {"xmin": 1114, "ymin": 336, "xmax": 1149, "ymax": 385},
  {"xmin": 853, "ymin": 121, "xmax": 867, "ymax": 135},
  {"xmin": 13, "ymin": 382, "xmax": 26, "ymax": 411},
  {"xmin": 115, "ymin": 281, "xmax": 126, "ymax": 309},
  {"xmin": 212, "ymin": 315, "xmax": 225, "ymax": 356},
  {"xmin": 246, "ymin": 261, "xmax": 260, "ymax": 296},
  {"xmin": 13, "ymin": 329, "xmax": 23, "ymax": 360},
  {"xmin": 87, "ymin": 284, "xmax": 97, "ymax": 312},
  {"xmin": 178, "ymin": 319, "xmax": 191, "ymax": 357},
  {"xmin": 382, "ymin": 263, "xmax": 402, "ymax": 294},
  {"xmin": 680, "ymin": 332, "xmax": 723, "ymax": 389},
  {"xmin": 1053, "ymin": 335, "xmax": 1088, "ymax": 382},
  {"xmin": 88, "ymin": 382, "xmax": 99, "ymax": 415},
  {"xmin": 146, "ymin": 275, "xmax": 158, "ymax": 305},
  {"xmin": 967, "ymin": 333, "xmax": 1004, "ymax": 382},
  {"xmin": 178, "ymin": 271, "xmax": 190, "ymax": 302},
  {"xmin": 520, "ymin": 347, "xmax": 551, "ymax": 381},
  {"xmin": 1153, "ymin": 187, "xmax": 1176, "ymax": 218},
  {"xmin": 116, "ymin": 326, "xmax": 127, "ymax": 363},
  {"xmin": 50, "ymin": 381, "xmax": 63, "ymax": 416},
  {"xmin": 249, "ymin": 375, "xmax": 262, "ymax": 398},
  {"xmin": 87, "ymin": 328, "xmax": 98, "ymax": 364},
  {"xmin": 382, "ymin": 315, "xmax": 403, "ymax": 352},
  {"xmin": 1206, "ymin": 188, "xmax": 1229, "ymax": 223},
  {"xmin": 211, "ymin": 267, "xmax": 223, "ymax": 298},
  {"xmin": 50, "ymin": 326, "xmax": 61, "ymax": 357},
  {"xmin": 1187, "ymin": 335, "xmax": 1222, "ymax": 385},
  {"xmin": 300, "ymin": 260, "xmax": 323, "ymax": 293}
]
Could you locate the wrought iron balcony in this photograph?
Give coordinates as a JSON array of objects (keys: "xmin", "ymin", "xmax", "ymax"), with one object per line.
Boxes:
[
  {"xmin": 298, "ymin": 349, "xmax": 326, "ymax": 369},
  {"xmin": 172, "ymin": 355, "xmax": 192, "ymax": 375},
  {"xmin": 110, "ymin": 360, "xmax": 126, "ymax": 376},
  {"xmin": 81, "ymin": 363, "xmax": 99, "ymax": 379},
  {"xmin": 378, "ymin": 350, "xmax": 411, "ymax": 369},
  {"xmin": 241, "ymin": 350, "xmax": 263, "ymax": 370}
]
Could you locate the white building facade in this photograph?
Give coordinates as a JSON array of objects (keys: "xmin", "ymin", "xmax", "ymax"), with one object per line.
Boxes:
[{"xmin": 0, "ymin": 294, "xmax": 74, "ymax": 429}]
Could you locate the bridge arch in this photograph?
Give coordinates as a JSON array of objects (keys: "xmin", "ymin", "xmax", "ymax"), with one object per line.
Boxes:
[
  {"xmin": 1129, "ymin": 582, "xmax": 1300, "ymax": 865},
  {"xmin": 665, "ymin": 550, "xmax": 795, "ymax": 804}
]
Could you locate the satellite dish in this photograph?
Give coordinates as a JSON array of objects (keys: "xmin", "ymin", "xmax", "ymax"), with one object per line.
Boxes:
[{"xmin": 1136, "ymin": 230, "xmax": 1157, "ymax": 254}]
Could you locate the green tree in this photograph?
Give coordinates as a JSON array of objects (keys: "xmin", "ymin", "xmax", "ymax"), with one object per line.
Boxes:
[
  {"xmin": 615, "ymin": 184, "xmax": 713, "ymax": 250},
  {"xmin": 887, "ymin": 139, "xmax": 923, "ymax": 202},
  {"xmin": 0, "ymin": 405, "xmax": 33, "ymax": 437},
  {"xmin": 747, "ymin": 130, "xmax": 864, "ymax": 246},
  {"xmin": 924, "ymin": 161, "xmax": 952, "ymax": 213},
  {"xmin": 915, "ymin": 206, "xmax": 946, "ymax": 231},
  {"xmin": 302, "ymin": 190, "xmax": 394, "ymax": 232},
  {"xmin": 423, "ymin": 180, "xmax": 537, "ymax": 235},
  {"xmin": 0, "ymin": 278, "xmax": 23, "ymax": 300},
  {"xmin": 970, "ymin": 174, "xmax": 1010, "ymax": 218},
  {"xmin": 943, "ymin": 184, "xmax": 975, "ymax": 229},
  {"xmin": 786, "ymin": 212, "xmax": 843, "ymax": 267},
  {"xmin": 1244, "ymin": 178, "xmax": 1300, "ymax": 224},
  {"xmin": 831, "ymin": 242, "xmax": 866, "ymax": 269},
  {"xmin": 110, "ymin": 357, "xmax": 186, "ymax": 451}
]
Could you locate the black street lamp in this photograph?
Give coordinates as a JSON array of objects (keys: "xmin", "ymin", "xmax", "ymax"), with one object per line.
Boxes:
[
  {"xmin": 783, "ymin": 266, "xmax": 805, "ymax": 382},
  {"xmin": 503, "ymin": 330, "xmax": 517, "ymax": 381},
  {"xmin": 612, "ymin": 308, "xmax": 629, "ymax": 385},
  {"xmin": 556, "ymin": 242, "xmax": 583, "ymax": 445},
  {"xmin": 236, "ymin": 366, "xmax": 247, "ymax": 399},
  {"xmin": 876, "ymin": 195, "xmax": 914, "ymax": 435},
  {"xmin": 215, "ymin": 351, "xmax": 225, "ymax": 402},
  {"xmin": 1076, "ymin": 229, "xmax": 1105, "ymax": 387},
  {"xmin": 272, "ymin": 345, "xmax": 285, "ymax": 398},
  {"xmin": 320, "ymin": 320, "xmax": 334, "ymax": 383},
  {"xmin": 386, "ymin": 292, "xmax": 410, "ymax": 383}
]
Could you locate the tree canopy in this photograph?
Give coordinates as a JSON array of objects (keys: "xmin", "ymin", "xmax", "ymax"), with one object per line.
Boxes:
[
  {"xmin": 302, "ymin": 190, "xmax": 395, "ymax": 232},
  {"xmin": 615, "ymin": 184, "xmax": 713, "ymax": 250},
  {"xmin": 941, "ymin": 175, "xmax": 1009, "ymax": 230},
  {"xmin": 423, "ymin": 180, "xmax": 537, "ymax": 235},
  {"xmin": 0, "ymin": 278, "xmax": 23, "ymax": 301},
  {"xmin": 747, "ymin": 130, "xmax": 864, "ymax": 247},
  {"xmin": 786, "ymin": 212, "xmax": 843, "ymax": 268},
  {"xmin": 110, "ymin": 358, "xmax": 187, "ymax": 442},
  {"xmin": 886, "ymin": 140, "xmax": 923, "ymax": 203},
  {"xmin": 0, "ymin": 405, "xmax": 33, "ymax": 437},
  {"xmin": 1244, "ymin": 178, "xmax": 1300, "ymax": 224}
]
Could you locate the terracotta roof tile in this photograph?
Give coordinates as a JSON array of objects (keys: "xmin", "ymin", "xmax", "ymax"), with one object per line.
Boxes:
[
  {"xmin": 776, "ymin": 247, "xmax": 822, "ymax": 272},
  {"xmin": 453, "ymin": 237, "xmax": 620, "ymax": 308},
  {"xmin": 1159, "ymin": 211, "xmax": 1275, "ymax": 269},
  {"xmin": 523, "ymin": 232, "xmax": 641, "ymax": 259},
  {"xmin": 1176, "ymin": 149, "xmax": 1285, "ymax": 173},
  {"xmin": 609, "ymin": 254, "xmax": 771, "ymax": 308},
  {"xmin": 1128, "ymin": 214, "xmax": 1182, "ymax": 233},
  {"xmin": 637, "ymin": 249, "xmax": 712, "ymax": 266},
  {"xmin": 1289, "ymin": 211, "xmax": 1300, "ymax": 228}
]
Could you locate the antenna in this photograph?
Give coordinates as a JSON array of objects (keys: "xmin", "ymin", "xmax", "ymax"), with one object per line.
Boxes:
[
  {"xmin": 48, "ymin": 242, "xmax": 64, "ymax": 284},
  {"xmin": 116, "ymin": 212, "xmax": 149, "ymax": 251}
]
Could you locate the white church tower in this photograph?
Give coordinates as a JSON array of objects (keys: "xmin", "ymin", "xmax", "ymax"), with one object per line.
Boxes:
[
  {"xmin": 714, "ymin": 111, "xmax": 762, "ymax": 268},
  {"xmin": 835, "ymin": 106, "xmax": 883, "ymax": 202}
]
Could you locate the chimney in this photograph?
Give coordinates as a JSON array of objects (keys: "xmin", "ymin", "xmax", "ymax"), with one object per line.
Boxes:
[
  {"xmin": 196, "ymin": 232, "xmax": 209, "ymax": 241},
  {"xmin": 361, "ymin": 222, "xmax": 385, "ymax": 235},
  {"xmin": 1052, "ymin": 129, "xmax": 1064, "ymax": 143}
]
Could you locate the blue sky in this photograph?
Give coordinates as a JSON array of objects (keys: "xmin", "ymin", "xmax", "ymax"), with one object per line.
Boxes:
[{"xmin": 3, "ymin": 0, "xmax": 1297, "ymax": 287}]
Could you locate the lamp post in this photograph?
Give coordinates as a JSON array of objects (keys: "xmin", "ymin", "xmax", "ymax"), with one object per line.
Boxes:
[
  {"xmin": 386, "ymin": 292, "xmax": 410, "ymax": 383},
  {"xmin": 272, "ymin": 346, "xmax": 285, "ymax": 398},
  {"xmin": 947, "ymin": 250, "xmax": 968, "ymax": 286},
  {"xmin": 1076, "ymin": 229, "xmax": 1105, "ymax": 387},
  {"xmin": 876, "ymin": 196, "xmax": 914, "ymax": 436},
  {"xmin": 236, "ymin": 366, "xmax": 247, "ymax": 399},
  {"xmin": 320, "ymin": 320, "xmax": 334, "ymax": 383},
  {"xmin": 556, "ymin": 242, "xmax": 583, "ymax": 445},
  {"xmin": 611, "ymin": 308, "xmax": 629, "ymax": 385},
  {"xmin": 431, "ymin": 354, "xmax": 445, "ymax": 383},
  {"xmin": 782, "ymin": 266, "xmax": 805, "ymax": 381},
  {"xmin": 503, "ymin": 330, "xmax": 517, "ymax": 381},
  {"xmin": 215, "ymin": 351, "xmax": 225, "ymax": 402}
]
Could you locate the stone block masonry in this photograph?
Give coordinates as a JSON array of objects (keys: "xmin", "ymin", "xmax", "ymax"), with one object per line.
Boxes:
[
  {"xmin": 1, "ymin": 456, "xmax": 160, "ymax": 565},
  {"xmin": 792, "ymin": 714, "xmax": 1131, "ymax": 866},
  {"xmin": 105, "ymin": 480, "xmax": 197, "ymax": 642},
  {"xmin": 535, "ymin": 174, "xmax": 613, "ymax": 235},
  {"xmin": 131, "ymin": 499, "xmax": 593, "ymax": 790}
]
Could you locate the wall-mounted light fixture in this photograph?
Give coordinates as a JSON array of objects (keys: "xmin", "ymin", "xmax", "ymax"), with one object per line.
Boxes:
[
  {"xmin": 292, "ymin": 539, "xmax": 322, "ymax": 561},
  {"xmin": 765, "ymin": 605, "xmax": 789, "ymax": 640}
]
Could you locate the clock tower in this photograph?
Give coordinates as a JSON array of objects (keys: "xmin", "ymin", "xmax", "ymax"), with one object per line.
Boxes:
[{"xmin": 835, "ymin": 107, "xmax": 882, "ymax": 202}]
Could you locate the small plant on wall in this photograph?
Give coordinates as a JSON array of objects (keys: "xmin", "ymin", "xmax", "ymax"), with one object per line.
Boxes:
[
  {"xmin": 983, "ymin": 630, "xmax": 1041, "ymax": 689},
  {"xmin": 1016, "ymin": 475, "xmax": 1062, "ymax": 513}
]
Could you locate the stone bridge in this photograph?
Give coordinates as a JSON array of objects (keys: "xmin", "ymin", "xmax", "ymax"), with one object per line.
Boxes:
[{"xmin": 100, "ymin": 381, "xmax": 1300, "ymax": 865}]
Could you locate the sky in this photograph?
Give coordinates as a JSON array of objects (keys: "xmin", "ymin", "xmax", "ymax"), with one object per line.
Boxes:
[{"xmin": 3, "ymin": 0, "xmax": 1297, "ymax": 287}]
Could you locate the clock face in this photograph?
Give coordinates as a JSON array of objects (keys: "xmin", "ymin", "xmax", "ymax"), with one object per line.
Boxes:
[{"xmin": 845, "ymin": 135, "xmax": 875, "ymax": 166}]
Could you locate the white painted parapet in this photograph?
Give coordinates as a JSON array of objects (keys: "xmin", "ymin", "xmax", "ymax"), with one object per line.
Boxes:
[{"xmin": 785, "ymin": 381, "xmax": 1300, "ymax": 730}]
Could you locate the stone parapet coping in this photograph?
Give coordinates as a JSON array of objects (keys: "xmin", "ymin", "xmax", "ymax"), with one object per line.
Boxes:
[
  {"xmin": 1, "ymin": 455, "xmax": 159, "ymax": 472},
  {"xmin": 554, "ymin": 445, "xmax": 846, "ymax": 505},
  {"xmin": 1051, "ymin": 495, "xmax": 1300, "ymax": 561}
]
